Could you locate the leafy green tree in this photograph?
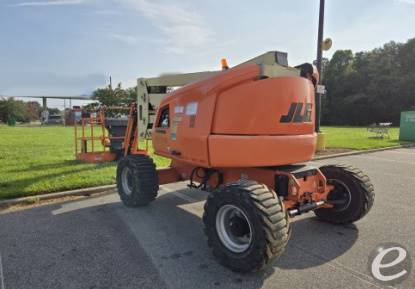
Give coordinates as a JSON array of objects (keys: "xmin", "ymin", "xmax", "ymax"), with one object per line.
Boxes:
[
  {"xmin": 322, "ymin": 50, "xmax": 357, "ymax": 124},
  {"xmin": 92, "ymin": 83, "xmax": 135, "ymax": 107},
  {"xmin": 125, "ymin": 87, "xmax": 137, "ymax": 105},
  {"xmin": 321, "ymin": 38, "xmax": 415, "ymax": 125},
  {"xmin": 0, "ymin": 97, "xmax": 28, "ymax": 123},
  {"xmin": 47, "ymin": 107, "xmax": 61, "ymax": 115}
]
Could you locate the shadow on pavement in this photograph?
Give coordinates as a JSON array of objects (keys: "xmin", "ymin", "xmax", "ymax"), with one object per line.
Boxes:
[
  {"xmin": 0, "ymin": 188, "xmax": 360, "ymax": 289},
  {"xmin": 275, "ymin": 217, "xmax": 358, "ymax": 270}
]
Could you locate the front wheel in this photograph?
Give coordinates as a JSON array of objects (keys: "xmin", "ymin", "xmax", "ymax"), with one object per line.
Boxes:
[
  {"xmin": 315, "ymin": 164, "xmax": 375, "ymax": 224},
  {"xmin": 116, "ymin": 155, "xmax": 159, "ymax": 207},
  {"xmin": 203, "ymin": 180, "xmax": 290, "ymax": 272}
]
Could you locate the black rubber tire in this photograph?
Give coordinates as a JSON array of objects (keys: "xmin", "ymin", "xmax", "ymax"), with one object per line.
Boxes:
[
  {"xmin": 314, "ymin": 164, "xmax": 375, "ymax": 224},
  {"xmin": 116, "ymin": 155, "xmax": 159, "ymax": 207},
  {"xmin": 203, "ymin": 180, "xmax": 290, "ymax": 273}
]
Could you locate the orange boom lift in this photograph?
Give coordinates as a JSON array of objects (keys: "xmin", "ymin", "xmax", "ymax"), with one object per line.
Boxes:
[{"xmin": 116, "ymin": 52, "xmax": 375, "ymax": 272}]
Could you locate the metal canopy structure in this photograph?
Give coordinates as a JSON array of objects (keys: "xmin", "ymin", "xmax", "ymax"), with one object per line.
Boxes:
[
  {"xmin": 0, "ymin": 95, "xmax": 93, "ymax": 123},
  {"xmin": 0, "ymin": 95, "xmax": 91, "ymax": 100}
]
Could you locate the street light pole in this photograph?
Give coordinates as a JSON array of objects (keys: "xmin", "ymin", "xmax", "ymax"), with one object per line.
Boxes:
[{"xmin": 315, "ymin": 0, "xmax": 325, "ymax": 133}]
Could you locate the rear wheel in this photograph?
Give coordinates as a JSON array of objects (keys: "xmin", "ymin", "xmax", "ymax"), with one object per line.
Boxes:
[
  {"xmin": 116, "ymin": 155, "xmax": 159, "ymax": 207},
  {"xmin": 203, "ymin": 180, "xmax": 290, "ymax": 272},
  {"xmin": 315, "ymin": 164, "xmax": 374, "ymax": 224}
]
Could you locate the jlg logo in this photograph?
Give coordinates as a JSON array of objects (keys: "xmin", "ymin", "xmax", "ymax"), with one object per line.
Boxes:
[{"xmin": 280, "ymin": 102, "xmax": 313, "ymax": 123}]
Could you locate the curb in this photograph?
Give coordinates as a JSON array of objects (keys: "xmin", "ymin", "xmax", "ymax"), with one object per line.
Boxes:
[
  {"xmin": 2, "ymin": 143, "xmax": 413, "ymax": 210},
  {"xmin": 313, "ymin": 143, "xmax": 415, "ymax": 161},
  {"xmin": 0, "ymin": 184, "xmax": 116, "ymax": 210}
]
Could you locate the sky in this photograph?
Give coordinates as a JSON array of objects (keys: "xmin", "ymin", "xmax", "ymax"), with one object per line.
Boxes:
[{"xmin": 1, "ymin": 0, "xmax": 415, "ymax": 108}]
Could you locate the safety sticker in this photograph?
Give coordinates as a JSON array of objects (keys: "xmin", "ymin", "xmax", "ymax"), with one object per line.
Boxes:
[
  {"xmin": 185, "ymin": 102, "xmax": 198, "ymax": 115},
  {"xmin": 171, "ymin": 115, "xmax": 182, "ymax": 140},
  {"xmin": 174, "ymin": 105, "xmax": 184, "ymax": 114}
]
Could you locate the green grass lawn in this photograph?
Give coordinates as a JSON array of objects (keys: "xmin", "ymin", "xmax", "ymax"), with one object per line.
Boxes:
[
  {"xmin": 0, "ymin": 125, "xmax": 169, "ymax": 200},
  {"xmin": 0, "ymin": 124, "xmax": 410, "ymax": 200},
  {"xmin": 321, "ymin": 126, "xmax": 407, "ymax": 150}
]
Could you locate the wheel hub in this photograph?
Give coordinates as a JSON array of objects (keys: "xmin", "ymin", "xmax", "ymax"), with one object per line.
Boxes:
[
  {"xmin": 229, "ymin": 215, "xmax": 250, "ymax": 237},
  {"xmin": 215, "ymin": 204, "xmax": 253, "ymax": 253},
  {"xmin": 327, "ymin": 179, "xmax": 352, "ymax": 212},
  {"xmin": 121, "ymin": 167, "xmax": 133, "ymax": 196}
]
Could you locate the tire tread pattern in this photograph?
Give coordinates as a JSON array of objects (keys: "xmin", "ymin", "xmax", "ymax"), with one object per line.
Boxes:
[
  {"xmin": 316, "ymin": 164, "xmax": 374, "ymax": 224},
  {"xmin": 116, "ymin": 155, "xmax": 159, "ymax": 207},
  {"xmin": 203, "ymin": 180, "xmax": 290, "ymax": 272}
]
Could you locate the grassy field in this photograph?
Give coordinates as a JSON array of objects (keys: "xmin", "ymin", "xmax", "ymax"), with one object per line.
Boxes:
[
  {"xmin": 0, "ymin": 125, "xmax": 169, "ymax": 200},
  {"xmin": 321, "ymin": 126, "xmax": 405, "ymax": 150},
  {"xmin": 0, "ymin": 125, "xmax": 409, "ymax": 200}
]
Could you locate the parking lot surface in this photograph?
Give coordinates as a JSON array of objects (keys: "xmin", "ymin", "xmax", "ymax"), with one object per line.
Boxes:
[{"xmin": 1, "ymin": 147, "xmax": 414, "ymax": 289}]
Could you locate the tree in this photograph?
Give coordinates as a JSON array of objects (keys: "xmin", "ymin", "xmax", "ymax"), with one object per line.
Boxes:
[
  {"xmin": 125, "ymin": 87, "xmax": 137, "ymax": 105},
  {"xmin": 321, "ymin": 38, "xmax": 415, "ymax": 126},
  {"xmin": 26, "ymin": 101, "xmax": 41, "ymax": 121},
  {"xmin": 322, "ymin": 50, "xmax": 357, "ymax": 124},
  {"xmin": 0, "ymin": 97, "xmax": 28, "ymax": 123},
  {"xmin": 47, "ymin": 107, "xmax": 61, "ymax": 115},
  {"xmin": 92, "ymin": 83, "xmax": 135, "ymax": 107}
]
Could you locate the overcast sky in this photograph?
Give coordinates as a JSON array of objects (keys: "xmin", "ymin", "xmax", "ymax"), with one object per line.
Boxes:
[{"xmin": 1, "ymin": 0, "xmax": 415, "ymax": 108}]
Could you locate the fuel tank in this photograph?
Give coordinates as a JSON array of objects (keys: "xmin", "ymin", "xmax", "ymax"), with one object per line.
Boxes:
[{"xmin": 151, "ymin": 63, "xmax": 317, "ymax": 168}]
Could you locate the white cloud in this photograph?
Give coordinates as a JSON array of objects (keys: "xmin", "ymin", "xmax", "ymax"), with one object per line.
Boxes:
[
  {"xmin": 110, "ymin": 33, "xmax": 138, "ymax": 45},
  {"xmin": 0, "ymin": 71, "xmax": 106, "ymax": 96},
  {"xmin": 94, "ymin": 9, "xmax": 121, "ymax": 15},
  {"xmin": 121, "ymin": 0, "xmax": 213, "ymax": 54},
  {"xmin": 12, "ymin": 0, "xmax": 86, "ymax": 7},
  {"xmin": 395, "ymin": 0, "xmax": 415, "ymax": 4}
]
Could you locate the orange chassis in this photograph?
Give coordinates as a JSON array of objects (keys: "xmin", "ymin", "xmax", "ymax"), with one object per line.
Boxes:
[
  {"xmin": 131, "ymin": 140, "xmax": 334, "ymax": 217},
  {"xmin": 115, "ymin": 102, "xmax": 334, "ymax": 216},
  {"xmin": 157, "ymin": 159, "xmax": 333, "ymax": 216}
]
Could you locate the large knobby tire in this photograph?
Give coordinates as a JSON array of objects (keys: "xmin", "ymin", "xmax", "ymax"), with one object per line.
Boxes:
[
  {"xmin": 314, "ymin": 164, "xmax": 374, "ymax": 224},
  {"xmin": 203, "ymin": 180, "xmax": 290, "ymax": 273},
  {"xmin": 116, "ymin": 155, "xmax": 159, "ymax": 207}
]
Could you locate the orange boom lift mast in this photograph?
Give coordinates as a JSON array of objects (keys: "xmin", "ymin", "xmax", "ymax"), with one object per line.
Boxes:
[{"xmin": 115, "ymin": 51, "xmax": 375, "ymax": 273}]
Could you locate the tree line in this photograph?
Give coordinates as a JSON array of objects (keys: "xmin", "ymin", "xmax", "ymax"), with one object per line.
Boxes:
[
  {"xmin": 0, "ymin": 97, "xmax": 62, "ymax": 124},
  {"xmin": 0, "ymin": 98, "xmax": 41, "ymax": 124},
  {"xmin": 321, "ymin": 38, "xmax": 415, "ymax": 126}
]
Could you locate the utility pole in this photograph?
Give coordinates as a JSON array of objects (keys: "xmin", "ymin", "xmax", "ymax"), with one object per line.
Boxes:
[
  {"xmin": 41, "ymin": 96, "xmax": 48, "ymax": 123},
  {"xmin": 315, "ymin": 0, "xmax": 325, "ymax": 133}
]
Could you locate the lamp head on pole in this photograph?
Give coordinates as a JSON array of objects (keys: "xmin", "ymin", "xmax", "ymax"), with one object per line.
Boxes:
[{"xmin": 322, "ymin": 38, "xmax": 332, "ymax": 51}]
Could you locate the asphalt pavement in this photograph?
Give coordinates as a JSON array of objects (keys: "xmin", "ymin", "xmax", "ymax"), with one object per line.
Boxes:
[{"xmin": 1, "ymin": 147, "xmax": 414, "ymax": 289}]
